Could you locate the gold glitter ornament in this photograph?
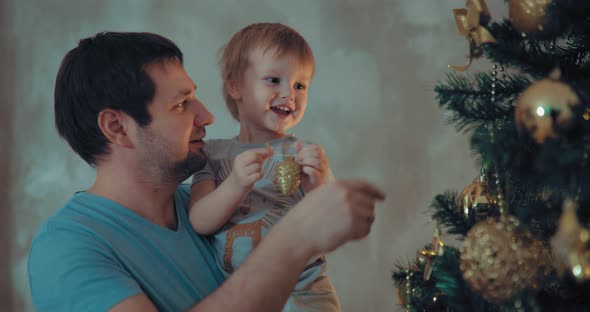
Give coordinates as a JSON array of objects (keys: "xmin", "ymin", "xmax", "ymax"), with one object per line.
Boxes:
[
  {"xmin": 515, "ymin": 226, "xmax": 553, "ymax": 289},
  {"xmin": 460, "ymin": 215, "xmax": 551, "ymax": 303},
  {"xmin": 273, "ymin": 156, "xmax": 302, "ymax": 196}
]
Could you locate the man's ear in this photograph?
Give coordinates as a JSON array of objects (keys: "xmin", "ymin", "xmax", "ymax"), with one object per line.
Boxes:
[
  {"xmin": 97, "ymin": 109, "xmax": 134, "ymax": 148},
  {"xmin": 226, "ymin": 79, "xmax": 242, "ymax": 101}
]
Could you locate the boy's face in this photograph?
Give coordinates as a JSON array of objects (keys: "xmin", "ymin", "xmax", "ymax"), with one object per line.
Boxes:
[{"xmin": 232, "ymin": 46, "xmax": 313, "ymax": 140}]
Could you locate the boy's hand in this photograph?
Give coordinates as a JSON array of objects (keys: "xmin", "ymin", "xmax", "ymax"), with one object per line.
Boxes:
[
  {"xmin": 294, "ymin": 142, "xmax": 330, "ymax": 193},
  {"xmin": 228, "ymin": 148, "xmax": 273, "ymax": 193}
]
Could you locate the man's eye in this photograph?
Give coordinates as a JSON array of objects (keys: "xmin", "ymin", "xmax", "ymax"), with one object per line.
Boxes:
[{"xmin": 176, "ymin": 101, "xmax": 187, "ymax": 108}]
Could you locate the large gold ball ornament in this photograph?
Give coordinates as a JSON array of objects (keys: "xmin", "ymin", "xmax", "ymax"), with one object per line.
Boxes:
[
  {"xmin": 460, "ymin": 216, "xmax": 551, "ymax": 303},
  {"xmin": 514, "ymin": 77, "xmax": 582, "ymax": 144},
  {"xmin": 508, "ymin": 0, "xmax": 563, "ymax": 37},
  {"xmin": 516, "ymin": 227, "xmax": 553, "ymax": 289}
]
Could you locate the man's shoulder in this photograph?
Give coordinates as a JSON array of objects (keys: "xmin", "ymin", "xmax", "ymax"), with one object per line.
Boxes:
[{"xmin": 30, "ymin": 193, "xmax": 105, "ymax": 249}]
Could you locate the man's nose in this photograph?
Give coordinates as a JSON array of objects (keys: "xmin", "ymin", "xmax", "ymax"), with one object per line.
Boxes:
[{"xmin": 193, "ymin": 98, "xmax": 215, "ymax": 127}]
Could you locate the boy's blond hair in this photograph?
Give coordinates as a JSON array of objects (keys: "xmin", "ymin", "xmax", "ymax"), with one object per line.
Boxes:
[{"xmin": 219, "ymin": 23, "xmax": 315, "ymax": 121}]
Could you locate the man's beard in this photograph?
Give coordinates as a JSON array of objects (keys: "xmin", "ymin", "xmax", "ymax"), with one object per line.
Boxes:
[
  {"xmin": 137, "ymin": 128, "xmax": 208, "ymax": 185},
  {"xmin": 170, "ymin": 152, "xmax": 207, "ymax": 183}
]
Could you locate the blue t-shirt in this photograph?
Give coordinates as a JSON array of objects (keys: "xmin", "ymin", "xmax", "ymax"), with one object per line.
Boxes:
[{"xmin": 28, "ymin": 184, "xmax": 225, "ymax": 312}]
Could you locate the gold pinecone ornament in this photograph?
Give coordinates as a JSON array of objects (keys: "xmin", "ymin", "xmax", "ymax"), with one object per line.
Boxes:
[
  {"xmin": 460, "ymin": 215, "xmax": 552, "ymax": 303},
  {"xmin": 273, "ymin": 156, "xmax": 302, "ymax": 196}
]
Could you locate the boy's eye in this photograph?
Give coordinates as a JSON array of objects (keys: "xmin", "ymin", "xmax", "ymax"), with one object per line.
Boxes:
[
  {"xmin": 265, "ymin": 77, "xmax": 281, "ymax": 84},
  {"xmin": 295, "ymin": 83, "xmax": 306, "ymax": 90}
]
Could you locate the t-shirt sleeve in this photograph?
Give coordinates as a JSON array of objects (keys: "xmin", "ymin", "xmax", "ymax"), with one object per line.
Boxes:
[
  {"xmin": 28, "ymin": 224, "xmax": 143, "ymax": 312},
  {"xmin": 191, "ymin": 160, "xmax": 216, "ymax": 186}
]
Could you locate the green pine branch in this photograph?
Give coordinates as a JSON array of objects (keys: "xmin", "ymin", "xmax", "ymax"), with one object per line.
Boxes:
[
  {"xmin": 430, "ymin": 191, "xmax": 474, "ymax": 236},
  {"xmin": 434, "ymin": 72, "xmax": 528, "ymax": 132},
  {"xmin": 484, "ymin": 19, "xmax": 590, "ymax": 79}
]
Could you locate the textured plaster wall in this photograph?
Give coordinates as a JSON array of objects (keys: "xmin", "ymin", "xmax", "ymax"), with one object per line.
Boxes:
[{"xmin": 2, "ymin": 1, "xmax": 508, "ymax": 311}]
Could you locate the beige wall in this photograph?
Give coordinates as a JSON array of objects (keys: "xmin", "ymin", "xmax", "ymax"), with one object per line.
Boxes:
[{"xmin": 2, "ymin": 1, "xmax": 508, "ymax": 311}]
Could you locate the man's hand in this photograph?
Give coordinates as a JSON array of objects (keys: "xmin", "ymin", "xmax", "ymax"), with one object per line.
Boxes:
[
  {"xmin": 227, "ymin": 148, "xmax": 273, "ymax": 193},
  {"xmin": 281, "ymin": 179, "xmax": 386, "ymax": 258},
  {"xmin": 294, "ymin": 142, "xmax": 330, "ymax": 192}
]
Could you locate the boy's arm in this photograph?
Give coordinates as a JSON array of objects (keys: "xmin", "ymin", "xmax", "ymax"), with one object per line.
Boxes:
[
  {"xmin": 189, "ymin": 179, "xmax": 248, "ymax": 235},
  {"xmin": 189, "ymin": 147, "xmax": 273, "ymax": 235}
]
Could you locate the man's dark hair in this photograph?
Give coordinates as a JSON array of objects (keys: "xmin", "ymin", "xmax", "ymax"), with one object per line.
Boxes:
[{"xmin": 54, "ymin": 32, "xmax": 183, "ymax": 166}]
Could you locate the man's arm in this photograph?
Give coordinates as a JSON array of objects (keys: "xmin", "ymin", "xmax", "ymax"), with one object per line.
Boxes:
[
  {"xmin": 196, "ymin": 179, "xmax": 384, "ymax": 312},
  {"xmin": 114, "ymin": 179, "xmax": 384, "ymax": 312}
]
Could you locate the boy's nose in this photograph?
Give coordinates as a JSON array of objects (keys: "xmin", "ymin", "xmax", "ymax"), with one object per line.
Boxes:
[{"xmin": 279, "ymin": 85, "xmax": 295, "ymax": 101}]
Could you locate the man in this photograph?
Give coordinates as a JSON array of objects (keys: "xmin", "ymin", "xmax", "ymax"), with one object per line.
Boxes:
[{"xmin": 28, "ymin": 32, "xmax": 385, "ymax": 312}]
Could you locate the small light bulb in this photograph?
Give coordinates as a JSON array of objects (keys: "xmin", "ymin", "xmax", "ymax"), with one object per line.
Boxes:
[{"xmin": 573, "ymin": 265, "xmax": 583, "ymax": 277}]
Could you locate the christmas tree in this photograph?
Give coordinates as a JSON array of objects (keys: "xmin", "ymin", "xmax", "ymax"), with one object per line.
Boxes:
[{"xmin": 392, "ymin": 0, "xmax": 590, "ymax": 311}]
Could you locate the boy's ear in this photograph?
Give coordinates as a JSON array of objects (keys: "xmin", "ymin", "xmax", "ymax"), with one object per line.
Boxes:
[
  {"xmin": 226, "ymin": 79, "xmax": 242, "ymax": 101},
  {"xmin": 97, "ymin": 109, "xmax": 134, "ymax": 148}
]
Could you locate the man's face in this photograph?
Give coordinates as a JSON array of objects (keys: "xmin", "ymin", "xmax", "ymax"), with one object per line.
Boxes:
[{"xmin": 136, "ymin": 59, "xmax": 215, "ymax": 183}]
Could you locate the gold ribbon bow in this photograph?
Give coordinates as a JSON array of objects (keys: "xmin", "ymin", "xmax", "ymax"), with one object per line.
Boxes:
[
  {"xmin": 418, "ymin": 224, "xmax": 445, "ymax": 281},
  {"xmin": 449, "ymin": 0, "xmax": 497, "ymax": 72}
]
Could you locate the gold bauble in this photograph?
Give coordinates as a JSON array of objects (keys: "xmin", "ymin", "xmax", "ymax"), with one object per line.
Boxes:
[
  {"xmin": 456, "ymin": 175, "xmax": 499, "ymax": 221},
  {"xmin": 509, "ymin": 0, "xmax": 561, "ymax": 37},
  {"xmin": 514, "ymin": 77, "xmax": 581, "ymax": 144},
  {"xmin": 273, "ymin": 156, "xmax": 302, "ymax": 196},
  {"xmin": 515, "ymin": 227, "xmax": 553, "ymax": 289},
  {"xmin": 460, "ymin": 216, "xmax": 551, "ymax": 303},
  {"xmin": 550, "ymin": 199, "xmax": 590, "ymax": 281}
]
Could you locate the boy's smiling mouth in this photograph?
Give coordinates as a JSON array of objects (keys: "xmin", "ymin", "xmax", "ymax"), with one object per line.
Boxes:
[{"xmin": 270, "ymin": 104, "xmax": 293, "ymax": 116}]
